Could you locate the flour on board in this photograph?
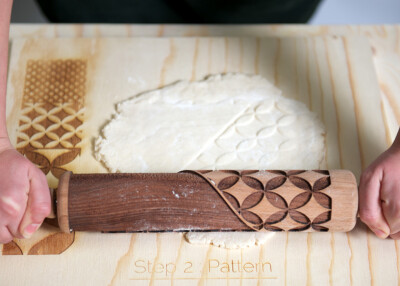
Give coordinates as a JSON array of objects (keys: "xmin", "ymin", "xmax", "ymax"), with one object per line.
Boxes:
[{"xmin": 95, "ymin": 73, "xmax": 325, "ymax": 248}]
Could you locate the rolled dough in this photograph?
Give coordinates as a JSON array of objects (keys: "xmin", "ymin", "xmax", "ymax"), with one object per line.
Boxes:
[
  {"xmin": 95, "ymin": 73, "xmax": 325, "ymax": 248},
  {"xmin": 185, "ymin": 232, "xmax": 276, "ymax": 249}
]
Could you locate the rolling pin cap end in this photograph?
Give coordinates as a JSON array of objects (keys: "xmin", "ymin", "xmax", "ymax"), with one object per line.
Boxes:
[
  {"xmin": 47, "ymin": 188, "xmax": 57, "ymax": 219},
  {"xmin": 57, "ymin": 171, "xmax": 72, "ymax": 233}
]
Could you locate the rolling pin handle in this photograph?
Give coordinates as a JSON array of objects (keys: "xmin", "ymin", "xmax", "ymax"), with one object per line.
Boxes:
[
  {"xmin": 56, "ymin": 171, "xmax": 72, "ymax": 233},
  {"xmin": 47, "ymin": 188, "xmax": 56, "ymax": 219}
]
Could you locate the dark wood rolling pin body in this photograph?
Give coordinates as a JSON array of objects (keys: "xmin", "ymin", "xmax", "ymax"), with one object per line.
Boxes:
[{"xmin": 54, "ymin": 170, "xmax": 358, "ymax": 233}]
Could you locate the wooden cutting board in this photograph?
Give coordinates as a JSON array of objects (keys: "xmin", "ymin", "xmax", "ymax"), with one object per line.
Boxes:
[{"xmin": 1, "ymin": 36, "xmax": 391, "ymax": 285}]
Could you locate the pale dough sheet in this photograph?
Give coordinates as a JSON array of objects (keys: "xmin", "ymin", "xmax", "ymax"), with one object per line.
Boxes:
[
  {"xmin": 185, "ymin": 232, "xmax": 276, "ymax": 249},
  {"xmin": 95, "ymin": 73, "xmax": 325, "ymax": 248}
]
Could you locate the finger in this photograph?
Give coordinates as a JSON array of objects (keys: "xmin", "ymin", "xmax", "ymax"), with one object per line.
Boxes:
[
  {"xmin": 18, "ymin": 168, "xmax": 51, "ymax": 239},
  {"xmin": 0, "ymin": 195, "xmax": 23, "ymax": 219},
  {"xmin": 390, "ymin": 231, "xmax": 400, "ymax": 240},
  {"xmin": 381, "ymin": 178, "xmax": 400, "ymax": 234},
  {"xmin": 359, "ymin": 170, "xmax": 390, "ymax": 238},
  {"xmin": 0, "ymin": 194, "xmax": 27, "ymax": 238},
  {"xmin": 0, "ymin": 226, "xmax": 13, "ymax": 244}
]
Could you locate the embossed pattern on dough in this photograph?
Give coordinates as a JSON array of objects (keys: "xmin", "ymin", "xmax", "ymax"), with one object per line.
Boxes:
[
  {"xmin": 96, "ymin": 73, "xmax": 325, "ymax": 173},
  {"xmin": 95, "ymin": 73, "xmax": 325, "ymax": 248}
]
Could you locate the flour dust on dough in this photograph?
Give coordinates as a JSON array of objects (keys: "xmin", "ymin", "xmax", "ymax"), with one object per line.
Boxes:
[
  {"xmin": 185, "ymin": 231, "xmax": 276, "ymax": 249},
  {"xmin": 95, "ymin": 73, "xmax": 325, "ymax": 249}
]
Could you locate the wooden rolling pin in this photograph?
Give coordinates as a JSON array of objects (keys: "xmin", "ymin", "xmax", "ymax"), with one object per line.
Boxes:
[{"xmin": 50, "ymin": 170, "xmax": 358, "ymax": 233}]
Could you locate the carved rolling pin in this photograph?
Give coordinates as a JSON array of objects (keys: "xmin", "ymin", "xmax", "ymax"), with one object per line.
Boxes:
[{"xmin": 50, "ymin": 170, "xmax": 358, "ymax": 233}]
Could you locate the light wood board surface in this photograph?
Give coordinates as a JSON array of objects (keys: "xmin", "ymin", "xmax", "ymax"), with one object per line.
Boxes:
[
  {"xmin": 9, "ymin": 24, "xmax": 400, "ymax": 142},
  {"xmin": 0, "ymin": 34, "xmax": 396, "ymax": 285}
]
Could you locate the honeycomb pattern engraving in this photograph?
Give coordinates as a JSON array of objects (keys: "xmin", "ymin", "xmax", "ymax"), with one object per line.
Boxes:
[
  {"xmin": 186, "ymin": 170, "xmax": 332, "ymax": 232},
  {"xmin": 3, "ymin": 59, "xmax": 85, "ymax": 255},
  {"xmin": 16, "ymin": 59, "xmax": 86, "ymax": 179}
]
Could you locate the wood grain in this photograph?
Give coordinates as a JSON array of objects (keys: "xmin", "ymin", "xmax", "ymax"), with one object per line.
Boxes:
[
  {"xmin": 27, "ymin": 232, "xmax": 74, "ymax": 255},
  {"xmin": 57, "ymin": 170, "xmax": 70, "ymax": 233},
  {"xmin": 68, "ymin": 172, "xmax": 246, "ymax": 232},
  {"xmin": 1, "ymin": 26, "xmax": 397, "ymax": 285},
  {"xmin": 2, "ymin": 241, "xmax": 22, "ymax": 255},
  {"xmin": 57, "ymin": 170, "xmax": 357, "ymax": 233}
]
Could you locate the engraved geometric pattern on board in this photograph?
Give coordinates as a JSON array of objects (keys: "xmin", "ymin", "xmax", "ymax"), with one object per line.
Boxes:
[
  {"xmin": 2, "ymin": 59, "xmax": 86, "ymax": 256},
  {"xmin": 195, "ymin": 170, "xmax": 332, "ymax": 232},
  {"xmin": 16, "ymin": 59, "xmax": 86, "ymax": 179}
]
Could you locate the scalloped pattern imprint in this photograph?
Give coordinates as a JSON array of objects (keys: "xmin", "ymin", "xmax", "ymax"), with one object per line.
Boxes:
[
  {"xmin": 96, "ymin": 74, "xmax": 325, "ymax": 173},
  {"xmin": 185, "ymin": 170, "xmax": 332, "ymax": 232}
]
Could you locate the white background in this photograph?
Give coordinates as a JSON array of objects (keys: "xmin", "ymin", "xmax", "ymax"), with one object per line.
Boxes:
[{"xmin": 310, "ymin": 0, "xmax": 400, "ymax": 24}]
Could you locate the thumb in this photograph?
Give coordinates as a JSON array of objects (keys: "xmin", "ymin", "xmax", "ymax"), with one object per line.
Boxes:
[
  {"xmin": 18, "ymin": 168, "xmax": 51, "ymax": 239},
  {"xmin": 359, "ymin": 170, "xmax": 390, "ymax": 238}
]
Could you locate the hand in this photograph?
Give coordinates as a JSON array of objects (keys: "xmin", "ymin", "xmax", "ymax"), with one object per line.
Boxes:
[
  {"xmin": 0, "ymin": 138, "xmax": 51, "ymax": 243},
  {"xmin": 359, "ymin": 130, "xmax": 400, "ymax": 239}
]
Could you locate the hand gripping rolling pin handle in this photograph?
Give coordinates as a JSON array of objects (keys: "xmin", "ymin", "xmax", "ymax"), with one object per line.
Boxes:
[{"xmin": 48, "ymin": 170, "xmax": 358, "ymax": 234}]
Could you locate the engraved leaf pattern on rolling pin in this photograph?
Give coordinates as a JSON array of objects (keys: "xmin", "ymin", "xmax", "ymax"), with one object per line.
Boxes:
[{"xmin": 198, "ymin": 170, "xmax": 332, "ymax": 232}]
